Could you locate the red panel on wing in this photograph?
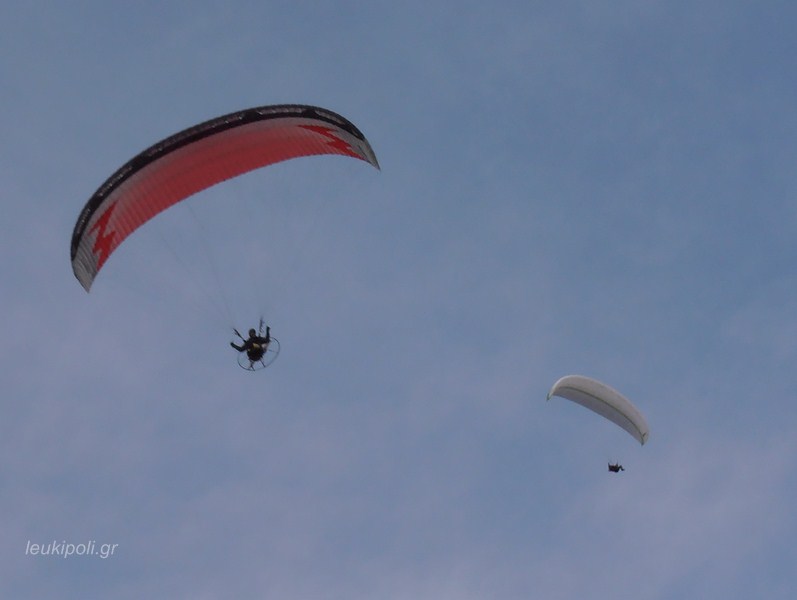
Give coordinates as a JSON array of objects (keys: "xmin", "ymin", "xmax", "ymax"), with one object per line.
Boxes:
[{"xmin": 94, "ymin": 120, "xmax": 355, "ymax": 274}]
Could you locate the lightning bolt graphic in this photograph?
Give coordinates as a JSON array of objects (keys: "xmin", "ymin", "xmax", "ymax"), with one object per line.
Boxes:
[
  {"xmin": 299, "ymin": 124, "xmax": 358, "ymax": 158},
  {"xmin": 89, "ymin": 201, "xmax": 118, "ymax": 269}
]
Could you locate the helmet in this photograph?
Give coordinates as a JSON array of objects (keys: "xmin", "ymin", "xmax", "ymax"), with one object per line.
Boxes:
[{"xmin": 248, "ymin": 328, "xmax": 257, "ymax": 337}]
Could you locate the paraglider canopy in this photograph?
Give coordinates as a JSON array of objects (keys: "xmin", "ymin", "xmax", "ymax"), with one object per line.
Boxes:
[
  {"xmin": 71, "ymin": 104, "xmax": 379, "ymax": 291},
  {"xmin": 547, "ymin": 375, "xmax": 650, "ymax": 445}
]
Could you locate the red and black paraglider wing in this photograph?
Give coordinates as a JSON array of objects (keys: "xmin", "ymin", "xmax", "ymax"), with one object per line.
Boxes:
[{"xmin": 71, "ymin": 104, "xmax": 379, "ymax": 291}]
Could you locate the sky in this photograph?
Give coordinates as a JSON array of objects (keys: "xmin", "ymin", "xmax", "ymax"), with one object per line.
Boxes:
[{"xmin": 2, "ymin": 1, "xmax": 797, "ymax": 598}]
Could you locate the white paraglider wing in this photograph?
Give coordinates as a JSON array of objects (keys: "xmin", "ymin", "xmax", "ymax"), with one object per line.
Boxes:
[{"xmin": 547, "ymin": 375, "xmax": 649, "ymax": 445}]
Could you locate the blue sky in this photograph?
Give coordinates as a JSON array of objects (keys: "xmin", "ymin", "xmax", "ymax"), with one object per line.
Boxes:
[{"xmin": 3, "ymin": 1, "xmax": 797, "ymax": 598}]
